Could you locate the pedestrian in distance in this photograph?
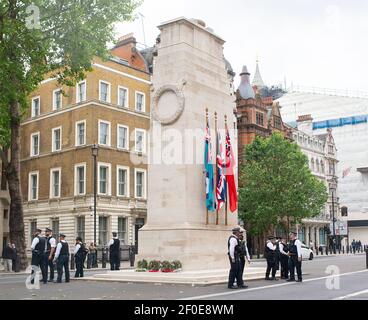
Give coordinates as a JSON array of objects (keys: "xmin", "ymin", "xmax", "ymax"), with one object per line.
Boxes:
[
  {"xmin": 265, "ymin": 236, "xmax": 278, "ymax": 281},
  {"xmin": 1, "ymin": 243, "xmax": 14, "ymax": 273},
  {"xmin": 30, "ymin": 228, "xmax": 47, "ymax": 284},
  {"xmin": 109, "ymin": 232, "xmax": 121, "ymax": 271},
  {"xmin": 54, "ymin": 234, "xmax": 70, "ymax": 283},
  {"xmin": 227, "ymin": 227, "xmax": 246, "ymax": 289},
  {"xmin": 74, "ymin": 237, "xmax": 87, "ymax": 278},
  {"xmin": 87, "ymin": 243, "xmax": 97, "ymax": 269},
  {"xmin": 352, "ymin": 239, "xmax": 356, "ymax": 254},
  {"xmin": 287, "ymin": 232, "xmax": 303, "ymax": 283},
  {"xmin": 238, "ymin": 229, "xmax": 250, "ymax": 289},
  {"xmin": 275, "ymin": 237, "xmax": 282, "ymax": 275},
  {"xmin": 45, "ymin": 228, "xmax": 57, "ymax": 282},
  {"xmin": 11, "ymin": 244, "xmax": 17, "ymax": 272}
]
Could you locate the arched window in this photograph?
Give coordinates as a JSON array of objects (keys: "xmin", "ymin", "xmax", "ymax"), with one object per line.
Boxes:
[
  {"xmin": 311, "ymin": 158, "xmax": 315, "ymax": 171},
  {"xmin": 321, "ymin": 160, "xmax": 325, "ymax": 174},
  {"xmin": 316, "ymin": 159, "xmax": 320, "ymax": 173}
]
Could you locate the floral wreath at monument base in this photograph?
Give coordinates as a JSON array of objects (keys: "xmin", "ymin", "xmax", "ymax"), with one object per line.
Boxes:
[{"xmin": 136, "ymin": 259, "xmax": 182, "ymax": 273}]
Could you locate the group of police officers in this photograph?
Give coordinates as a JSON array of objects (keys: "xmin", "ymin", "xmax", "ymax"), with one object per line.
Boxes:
[
  {"xmin": 30, "ymin": 228, "xmax": 122, "ymax": 284},
  {"xmin": 228, "ymin": 227, "xmax": 303, "ymax": 289}
]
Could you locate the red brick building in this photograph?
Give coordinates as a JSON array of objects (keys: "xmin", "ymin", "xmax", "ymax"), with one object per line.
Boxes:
[{"xmin": 236, "ymin": 64, "xmax": 292, "ymax": 255}]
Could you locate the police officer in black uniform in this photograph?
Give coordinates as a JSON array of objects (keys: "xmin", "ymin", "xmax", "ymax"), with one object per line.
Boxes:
[
  {"xmin": 238, "ymin": 229, "xmax": 250, "ymax": 289},
  {"xmin": 54, "ymin": 234, "xmax": 70, "ymax": 283},
  {"xmin": 109, "ymin": 232, "xmax": 120, "ymax": 271},
  {"xmin": 227, "ymin": 227, "xmax": 246, "ymax": 289},
  {"xmin": 265, "ymin": 236, "xmax": 278, "ymax": 281},
  {"xmin": 45, "ymin": 228, "xmax": 57, "ymax": 282},
  {"xmin": 279, "ymin": 237, "xmax": 289, "ymax": 279},
  {"xmin": 30, "ymin": 228, "xmax": 47, "ymax": 284},
  {"xmin": 74, "ymin": 237, "xmax": 85, "ymax": 278},
  {"xmin": 275, "ymin": 237, "xmax": 281, "ymax": 275},
  {"xmin": 287, "ymin": 232, "xmax": 303, "ymax": 282}
]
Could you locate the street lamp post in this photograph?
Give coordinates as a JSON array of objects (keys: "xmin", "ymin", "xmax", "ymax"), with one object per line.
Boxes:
[
  {"xmin": 92, "ymin": 144, "xmax": 99, "ymax": 246},
  {"xmin": 331, "ymin": 188, "xmax": 336, "ymax": 254}
]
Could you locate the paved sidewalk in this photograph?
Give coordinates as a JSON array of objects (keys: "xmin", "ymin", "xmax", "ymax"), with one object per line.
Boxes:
[{"xmin": 0, "ymin": 262, "xmax": 134, "ymax": 275}]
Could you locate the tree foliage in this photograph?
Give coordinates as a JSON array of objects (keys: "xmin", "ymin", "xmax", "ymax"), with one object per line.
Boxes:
[
  {"xmin": 0, "ymin": 0, "xmax": 141, "ymax": 270},
  {"xmin": 0, "ymin": 0, "xmax": 141, "ymax": 146},
  {"xmin": 239, "ymin": 133, "xmax": 328, "ymax": 237}
]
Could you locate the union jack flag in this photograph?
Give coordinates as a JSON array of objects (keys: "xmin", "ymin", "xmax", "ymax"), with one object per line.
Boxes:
[
  {"xmin": 342, "ymin": 167, "xmax": 352, "ymax": 179},
  {"xmin": 216, "ymin": 132, "xmax": 227, "ymax": 210}
]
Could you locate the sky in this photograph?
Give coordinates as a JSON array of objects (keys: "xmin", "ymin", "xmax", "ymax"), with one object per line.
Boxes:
[{"xmin": 115, "ymin": 0, "xmax": 368, "ymax": 92}]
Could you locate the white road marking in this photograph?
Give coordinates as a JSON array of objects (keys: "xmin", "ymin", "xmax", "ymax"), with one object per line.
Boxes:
[
  {"xmin": 178, "ymin": 269, "xmax": 368, "ymax": 300},
  {"xmin": 333, "ymin": 289, "xmax": 368, "ymax": 300}
]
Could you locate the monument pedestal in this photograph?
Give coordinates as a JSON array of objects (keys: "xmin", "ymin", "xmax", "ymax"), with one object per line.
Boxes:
[{"xmin": 137, "ymin": 225, "xmax": 232, "ymax": 271}]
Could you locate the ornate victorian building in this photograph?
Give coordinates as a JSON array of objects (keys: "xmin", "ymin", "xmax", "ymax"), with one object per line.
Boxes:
[{"xmin": 236, "ymin": 63, "xmax": 340, "ymax": 254}]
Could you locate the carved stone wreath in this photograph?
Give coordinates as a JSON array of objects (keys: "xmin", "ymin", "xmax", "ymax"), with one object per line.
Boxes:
[{"xmin": 152, "ymin": 85, "xmax": 185, "ymax": 126}]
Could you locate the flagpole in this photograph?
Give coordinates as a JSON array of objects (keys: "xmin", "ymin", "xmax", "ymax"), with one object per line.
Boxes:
[
  {"xmin": 206, "ymin": 108, "xmax": 209, "ymax": 226},
  {"xmin": 215, "ymin": 111, "xmax": 219, "ymax": 226},
  {"xmin": 225, "ymin": 115, "xmax": 228, "ymax": 226}
]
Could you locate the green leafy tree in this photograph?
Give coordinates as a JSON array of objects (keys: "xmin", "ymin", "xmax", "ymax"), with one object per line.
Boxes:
[
  {"xmin": 0, "ymin": 0, "xmax": 141, "ymax": 270},
  {"xmin": 239, "ymin": 133, "xmax": 328, "ymax": 239}
]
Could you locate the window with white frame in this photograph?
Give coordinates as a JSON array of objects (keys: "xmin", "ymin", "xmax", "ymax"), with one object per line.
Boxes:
[
  {"xmin": 117, "ymin": 166, "xmax": 129, "ymax": 197},
  {"xmin": 30, "ymin": 220, "xmax": 37, "ymax": 244},
  {"xmin": 135, "ymin": 129, "xmax": 146, "ymax": 153},
  {"xmin": 99, "ymin": 81, "xmax": 111, "ymax": 103},
  {"xmin": 98, "ymin": 216, "xmax": 108, "ymax": 246},
  {"xmin": 135, "ymin": 92, "xmax": 145, "ymax": 112},
  {"xmin": 50, "ymin": 168, "xmax": 61, "ymax": 198},
  {"xmin": 52, "ymin": 127, "xmax": 62, "ymax": 152},
  {"xmin": 75, "ymin": 164, "xmax": 86, "ymax": 196},
  {"xmin": 30, "ymin": 132, "xmax": 40, "ymax": 157},
  {"xmin": 117, "ymin": 125, "xmax": 129, "ymax": 150},
  {"xmin": 52, "ymin": 218, "xmax": 59, "ymax": 237},
  {"xmin": 98, "ymin": 163, "xmax": 111, "ymax": 196},
  {"xmin": 118, "ymin": 86, "xmax": 128, "ymax": 108},
  {"xmin": 118, "ymin": 217, "xmax": 127, "ymax": 244},
  {"xmin": 29, "ymin": 172, "xmax": 39, "ymax": 201},
  {"xmin": 77, "ymin": 81, "xmax": 86, "ymax": 103},
  {"xmin": 75, "ymin": 120, "xmax": 86, "ymax": 146},
  {"xmin": 31, "ymin": 97, "xmax": 40, "ymax": 117},
  {"xmin": 99, "ymin": 120, "xmax": 111, "ymax": 146},
  {"xmin": 53, "ymin": 89, "xmax": 62, "ymax": 110},
  {"xmin": 135, "ymin": 169, "xmax": 146, "ymax": 199},
  {"xmin": 76, "ymin": 216, "xmax": 85, "ymax": 240}
]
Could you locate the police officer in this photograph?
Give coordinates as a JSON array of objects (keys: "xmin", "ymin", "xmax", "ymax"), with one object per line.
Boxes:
[
  {"xmin": 74, "ymin": 237, "xmax": 85, "ymax": 278},
  {"xmin": 45, "ymin": 228, "xmax": 56, "ymax": 282},
  {"xmin": 54, "ymin": 234, "xmax": 70, "ymax": 283},
  {"xmin": 227, "ymin": 227, "xmax": 246, "ymax": 289},
  {"xmin": 287, "ymin": 232, "xmax": 303, "ymax": 283},
  {"xmin": 238, "ymin": 229, "xmax": 250, "ymax": 289},
  {"xmin": 275, "ymin": 237, "xmax": 281, "ymax": 275},
  {"xmin": 30, "ymin": 228, "xmax": 47, "ymax": 284},
  {"xmin": 109, "ymin": 232, "xmax": 120, "ymax": 271},
  {"xmin": 265, "ymin": 236, "xmax": 278, "ymax": 281},
  {"xmin": 279, "ymin": 237, "xmax": 289, "ymax": 279}
]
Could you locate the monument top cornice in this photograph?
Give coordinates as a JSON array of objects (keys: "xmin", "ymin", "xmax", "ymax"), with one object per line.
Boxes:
[{"xmin": 158, "ymin": 16, "xmax": 225, "ymax": 44}]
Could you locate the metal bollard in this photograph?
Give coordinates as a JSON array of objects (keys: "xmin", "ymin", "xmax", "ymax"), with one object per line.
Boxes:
[
  {"xmin": 257, "ymin": 249, "xmax": 260, "ymax": 260},
  {"xmin": 343, "ymin": 246, "xmax": 345, "ymax": 254},
  {"xmin": 70, "ymin": 254, "xmax": 75, "ymax": 270},
  {"xmin": 102, "ymin": 249, "xmax": 107, "ymax": 269},
  {"xmin": 326, "ymin": 247, "xmax": 328, "ymax": 255}
]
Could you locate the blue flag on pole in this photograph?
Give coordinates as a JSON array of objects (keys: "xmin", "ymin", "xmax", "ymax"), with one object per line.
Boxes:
[{"xmin": 205, "ymin": 123, "xmax": 215, "ymax": 212}]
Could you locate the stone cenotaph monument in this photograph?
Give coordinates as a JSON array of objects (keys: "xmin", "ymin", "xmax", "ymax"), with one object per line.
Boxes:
[{"xmin": 137, "ymin": 17, "xmax": 238, "ymax": 271}]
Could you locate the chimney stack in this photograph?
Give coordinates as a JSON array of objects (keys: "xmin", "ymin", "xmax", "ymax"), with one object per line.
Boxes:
[{"xmin": 297, "ymin": 114, "xmax": 314, "ymax": 135}]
